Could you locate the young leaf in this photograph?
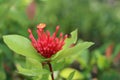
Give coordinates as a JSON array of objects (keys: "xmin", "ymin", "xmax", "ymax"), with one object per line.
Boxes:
[
  {"xmin": 3, "ymin": 35, "xmax": 44, "ymax": 62},
  {"xmin": 63, "ymin": 29, "xmax": 78, "ymax": 48}
]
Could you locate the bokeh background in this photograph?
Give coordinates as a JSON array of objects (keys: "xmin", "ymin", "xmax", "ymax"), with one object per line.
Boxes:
[{"xmin": 0, "ymin": 0, "xmax": 120, "ymax": 80}]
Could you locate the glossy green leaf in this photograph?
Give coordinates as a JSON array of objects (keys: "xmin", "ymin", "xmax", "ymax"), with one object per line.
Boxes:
[
  {"xmin": 60, "ymin": 68, "xmax": 84, "ymax": 80},
  {"xmin": 3, "ymin": 35, "xmax": 44, "ymax": 62},
  {"xmin": 53, "ymin": 42, "xmax": 94, "ymax": 62}
]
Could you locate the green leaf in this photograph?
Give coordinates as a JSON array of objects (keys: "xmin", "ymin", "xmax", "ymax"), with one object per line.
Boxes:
[
  {"xmin": 60, "ymin": 68, "xmax": 84, "ymax": 80},
  {"xmin": 53, "ymin": 42, "xmax": 94, "ymax": 62},
  {"xmin": 16, "ymin": 64, "xmax": 49, "ymax": 76},
  {"xmin": 52, "ymin": 60, "xmax": 65, "ymax": 71},
  {"xmin": 77, "ymin": 50, "xmax": 89, "ymax": 68},
  {"xmin": 32, "ymin": 75, "xmax": 42, "ymax": 80},
  {"xmin": 41, "ymin": 74, "xmax": 49, "ymax": 80},
  {"xmin": 3, "ymin": 35, "xmax": 44, "ymax": 62},
  {"xmin": 97, "ymin": 56, "xmax": 107, "ymax": 70},
  {"xmin": 67, "ymin": 71, "xmax": 75, "ymax": 80},
  {"xmin": 94, "ymin": 50, "xmax": 109, "ymax": 70},
  {"xmin": 63, "ymin": 29, "xmax": 78, "ymax": 48},
  {"xmin": 16, "ymin": 58, "xmax": 49, "ymax": 78},
  {"xmin": 26, "ymin": 58, "xmax": 42, "ymax": 69}
]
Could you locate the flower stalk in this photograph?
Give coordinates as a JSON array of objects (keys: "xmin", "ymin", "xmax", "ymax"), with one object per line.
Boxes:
[
  {"xmin": 47, "ymin": 62, "xmax": 54, "ymax": 80},
  {"xmin": 28, "ymin": 23, "xmax": 68, "ymax": 80}
]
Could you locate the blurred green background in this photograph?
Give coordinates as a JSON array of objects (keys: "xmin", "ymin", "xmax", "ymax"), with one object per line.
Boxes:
[{"xmin": 0, "ymin": 0, "xmax": 120, "ymax": 80}]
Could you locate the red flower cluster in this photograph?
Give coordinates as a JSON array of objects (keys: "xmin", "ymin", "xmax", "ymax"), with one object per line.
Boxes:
[{"xmin": 28, "ymin": 23, "xmax": 67, "ymax": 58}]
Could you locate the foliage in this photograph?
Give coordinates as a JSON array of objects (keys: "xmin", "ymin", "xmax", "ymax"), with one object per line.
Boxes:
[
  {"xmin": 3, "ymin": 29, "xmax": 93, "ymax": 80},
  {"xmin": 0, "ymin": 0, "xmax": 120, "ymax": 80}
]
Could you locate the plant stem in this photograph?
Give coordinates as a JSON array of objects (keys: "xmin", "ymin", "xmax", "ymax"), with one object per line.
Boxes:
[{"xmin": 47, "ymin": 62, "xmax": 54, "ymax": 80}]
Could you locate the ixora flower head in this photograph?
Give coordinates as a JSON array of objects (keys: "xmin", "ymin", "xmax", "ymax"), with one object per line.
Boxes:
[{"xmin": 28, "ymin": 23, "xmax": 67, "ymax": 58}]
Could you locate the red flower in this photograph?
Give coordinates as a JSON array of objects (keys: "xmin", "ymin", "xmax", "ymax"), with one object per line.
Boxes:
[{"xmin": 28, "ymin": 23, "xmax": 67, "ymax": 58}]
